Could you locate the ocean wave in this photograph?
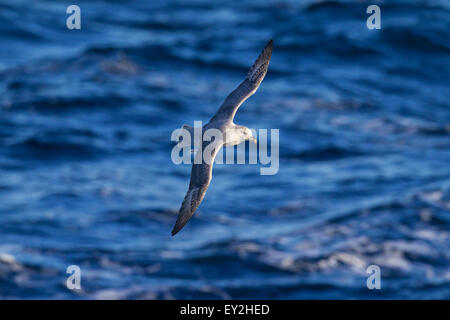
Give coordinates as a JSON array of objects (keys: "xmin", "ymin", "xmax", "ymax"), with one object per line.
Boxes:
[{"xmin": 0, "ymin": 0, "xmax": 449, "ymax": 299}]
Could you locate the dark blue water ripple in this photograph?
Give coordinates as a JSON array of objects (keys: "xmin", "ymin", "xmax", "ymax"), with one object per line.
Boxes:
[{"xmin": 0, "ymin": 0, "xmax": 449, "ymax": 299}]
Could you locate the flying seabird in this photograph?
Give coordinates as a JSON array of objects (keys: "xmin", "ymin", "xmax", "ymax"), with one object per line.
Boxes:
[{"xmin": 172, "ymin": 40, "xmax": 273, "ymax": 236}]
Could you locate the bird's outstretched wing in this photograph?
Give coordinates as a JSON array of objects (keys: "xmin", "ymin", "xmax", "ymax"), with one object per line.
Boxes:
[
  {"xmin": 211, "ymin": 40, "xmax": 273, "ymax": 123},
  {"xmin": 171, "ymin": 140, "xmax": 222, "ymax": 236}
]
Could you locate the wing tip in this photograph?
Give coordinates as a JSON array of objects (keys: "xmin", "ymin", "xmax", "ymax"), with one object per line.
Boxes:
[
  {"xmin": 171, "ymin": 212, "xmax": 188, "ymax": 236},
  {"xmin": 262, "ymin": 39, "xmax": 273, "ymax": 59},
  {"xmin": 171, "ymin": 227, "xmax": 179, "ymax": 236},
  {"xmin": 247, "ymin": 39, "xmax": 273, "ymax": 82},
  {"xmin": 171, "ymin": 187, "xmax": 199, "ymax": 236},
  {"xmin": 171, "ymin": 216, "xmax": 186, "ymax": 236}
]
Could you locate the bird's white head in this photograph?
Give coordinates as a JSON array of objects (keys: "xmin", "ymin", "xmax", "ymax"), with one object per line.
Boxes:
[{"xmin": 242, "ymin": 127, "xmax": 257, "ymax": 144}]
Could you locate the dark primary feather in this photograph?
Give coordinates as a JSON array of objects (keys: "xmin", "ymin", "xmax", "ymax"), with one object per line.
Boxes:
[{"xmin": 212, "ymin": 39, "xmax": 273, "ymax": 123}]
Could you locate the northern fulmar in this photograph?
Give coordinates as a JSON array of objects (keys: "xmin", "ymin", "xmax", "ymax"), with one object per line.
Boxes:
[{"xmin": 172, "ymin": 40, "xmax": 273, "ymax": 236}]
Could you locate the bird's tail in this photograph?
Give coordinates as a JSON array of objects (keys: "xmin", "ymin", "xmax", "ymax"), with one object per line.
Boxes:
[
  {"xmin": 177, "ymin": 124, "xmax": 194, "ymax": 146},
  {"xmin": 182, "ymin": 124, "xmax": 193, "ymax": 133}
]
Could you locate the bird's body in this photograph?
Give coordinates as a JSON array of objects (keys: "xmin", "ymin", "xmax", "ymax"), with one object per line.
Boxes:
[{"xmin": 172, "ymin": 40, "xmax": 273, "ymax": 236}]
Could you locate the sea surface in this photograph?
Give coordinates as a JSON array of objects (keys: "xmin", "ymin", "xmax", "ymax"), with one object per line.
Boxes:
[{"xmin": 0, "ymin": 0, "xmax": 449, "ymax": 299}]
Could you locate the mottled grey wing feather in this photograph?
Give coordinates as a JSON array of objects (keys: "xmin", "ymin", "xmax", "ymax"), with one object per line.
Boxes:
[
  {"xmin": 171, "ymin": 140, "xmax": 222, "ymax": 236},
  {"xmin": 212, "ymin": 40, "xmax": 273, "ymax": 123}
]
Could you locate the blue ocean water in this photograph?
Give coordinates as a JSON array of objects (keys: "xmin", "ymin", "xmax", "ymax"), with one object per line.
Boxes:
[{"xmin": 0, "ymin": 0, "xmax": 449, "ymax": 299}]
